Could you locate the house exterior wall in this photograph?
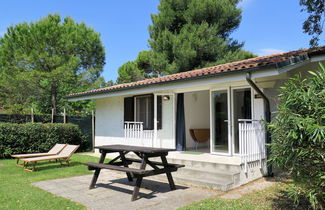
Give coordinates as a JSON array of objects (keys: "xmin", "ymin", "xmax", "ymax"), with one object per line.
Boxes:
[
  {"xmin": 95, "ymin": 94, "xmax": 176, "ymax": 150},
  {"xmin": 156, "ymin": 95, "xmax": 175, "ymax": 148},
  {"xmin": 95, "ymin": 96, "xmax": 125, "ymax": 148},
  {"xmin": 252, "ymin": 89, "xmax": 265, "ymax": 121},
  {"xmin": 184, "ymin": 90, "xmax": 210, "ymax": 149}
]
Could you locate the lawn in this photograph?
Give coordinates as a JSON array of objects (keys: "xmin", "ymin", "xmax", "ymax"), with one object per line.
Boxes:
[
  {"xmin": 180, "ymin": 179, "xmax": 308, "ymax": 210},
  {"xmin": 0, "ymin": 155, "xmax": 307, "ymax": 210},
  {"xmin": 0, "ymin": 154, "xmax": 99, "ymax": 210}
]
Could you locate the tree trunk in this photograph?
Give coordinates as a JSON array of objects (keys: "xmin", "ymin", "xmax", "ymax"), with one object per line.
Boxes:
[{"xmin": 51, "ymin": 81, "xmax": 57, "ymax": 117}]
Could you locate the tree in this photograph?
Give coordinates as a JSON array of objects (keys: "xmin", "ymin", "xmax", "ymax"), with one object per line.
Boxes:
[
  {"xmin": 300, "ymin": 0, "xmax": 325, "ymax": 47},
  {"xmin": 268, "ymin": 63, "xmax": 325, "ymax": 209},
  {"xmin": 117, "ymin": 61, "xmax": 145, "ymax": 83},
  {"xmin": 0, "ymin": 14, "xmax": 105, "ymax": 115},
  {"xmin": 117, "ymin": 0, "xmax": 255, "ymax": 83}
]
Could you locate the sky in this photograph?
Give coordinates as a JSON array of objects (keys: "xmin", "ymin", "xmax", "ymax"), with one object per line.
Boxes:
[{"xmin": 0, "ymin": 0, "xmax": 324, "ymax": 82}]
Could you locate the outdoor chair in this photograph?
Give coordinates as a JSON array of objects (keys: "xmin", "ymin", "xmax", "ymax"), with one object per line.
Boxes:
[
  {"xmin": 11, "ymin": 143, "xmax": 67, "ymax": 167},
  {"xmin": 20, "ymin": 144, "xmax": 80, "ymax": 172}
]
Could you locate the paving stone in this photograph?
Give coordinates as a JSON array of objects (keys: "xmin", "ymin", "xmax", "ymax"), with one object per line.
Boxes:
[{"xmin": 33, "ymin": 170, "xmax": 220, "ymax": 209}]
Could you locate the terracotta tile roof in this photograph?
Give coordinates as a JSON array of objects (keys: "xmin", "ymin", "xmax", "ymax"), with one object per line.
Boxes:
[{"xmin": 67, "ymin": 46, "xmax": 325, "ymax": 98}]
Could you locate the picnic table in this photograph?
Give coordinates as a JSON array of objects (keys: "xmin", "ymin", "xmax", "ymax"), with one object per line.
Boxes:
[{"xmin": 84, "ymin": 144, "xmax": 184, "ymax": 201}]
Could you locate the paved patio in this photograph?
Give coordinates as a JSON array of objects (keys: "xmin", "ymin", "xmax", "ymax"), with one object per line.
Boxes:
[{"xmin": 33, "ymin": 170, "xmax": 220, "ymax": 210}]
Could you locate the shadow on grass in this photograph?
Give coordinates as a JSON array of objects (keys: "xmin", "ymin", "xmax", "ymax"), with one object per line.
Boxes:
[
  {"xmin": 268, "ymin": 188, "xmax": 311, "ymax": 210},
  {"xmin": 24, "ymin": 161, "xmax": 86, "ymax": 172}
]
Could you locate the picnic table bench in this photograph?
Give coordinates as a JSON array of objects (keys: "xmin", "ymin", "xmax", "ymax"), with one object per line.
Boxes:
[{"xmin": 84, "ymin": 145, "xmax": 184, "ymax": 201}]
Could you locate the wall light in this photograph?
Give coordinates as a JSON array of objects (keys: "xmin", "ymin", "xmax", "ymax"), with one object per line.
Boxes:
[{"xmin": 163, "ymin": 95, "xmax": 170, "ymax": 101}]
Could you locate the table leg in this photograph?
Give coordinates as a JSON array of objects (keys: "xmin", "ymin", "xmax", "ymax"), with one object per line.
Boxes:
[
  {"xmin": 131, "ymin": 158, "xmax": 147, "ymax": 201},
  {"xmin": 119, "ymin": 152, "xmax": 133, "ymax": 182},
  {"xmin": 161, "ymin": 156, "xmax": 176, "ymax": 190},
  {"xmin": 89, "ymin": 151, "xmax": 106, "ymax": 189}
]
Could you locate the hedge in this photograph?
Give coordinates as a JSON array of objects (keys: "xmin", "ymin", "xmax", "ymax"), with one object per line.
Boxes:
[
  {"xmin": 0, "ymin": 123, "xmax": 89, "ymax": 158},
  {"xmin": 268, "ymin": 64, "xmax": 325, "ymax": 209}
]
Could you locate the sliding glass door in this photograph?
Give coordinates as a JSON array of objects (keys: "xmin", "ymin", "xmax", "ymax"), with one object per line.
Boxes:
[
  {"xmin": 211, "ymin": 87, "xmax": 252, "ymax": 155},
  {"xmin": 211, "ymin": 89, "xmax": 230, "ymax": 154}
]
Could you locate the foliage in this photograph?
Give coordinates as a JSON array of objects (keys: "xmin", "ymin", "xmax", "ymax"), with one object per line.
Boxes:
[
  {"xmin": 205, "ymin": 49, "xmax": 256, "ymax": 67},
  {"xmin": 117, "ymin": 0, "xmax": 256, "ymax": 83},
  {"xmin": 0, "ymin": 14, "xmax": 106, "ymax": 115},
  {"xmin": 0, "ymin": 155, "xmax": 99, "ymax": 209},
  {"xmin": 180, "ymin": 179, "xmax": 312, "ymax": 210},
  {"xmin": 300, "ymin": 0, "xmax": 325, "ymax": 47},
  {"xmin": 0, "ymin": 123, "xmax": 89, "ymax": 158},
  {"xmin": 268, "ymin": 63, "xmax": 325, "ymax": 209},
  {"xmin": 117, "ymin": 61, "xmax": 145, "ymax": 84}
]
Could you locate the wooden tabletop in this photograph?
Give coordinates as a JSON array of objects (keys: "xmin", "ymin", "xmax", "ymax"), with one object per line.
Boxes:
[{"xmin": 95, "ymin": 144, "xmax": 175, "ymax": 154}]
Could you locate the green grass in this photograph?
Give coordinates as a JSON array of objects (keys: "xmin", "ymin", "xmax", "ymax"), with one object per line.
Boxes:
[
  {"xmin": 0, "ymin": 156, "xmax": 308, "ymax": 210},
  {"xmin": 0, "ymin": 154, "xmax": 99, "ymax": 210},
  {"xmin": 179, "ymin": 180, "xmax": 308, "ymax": 210}
]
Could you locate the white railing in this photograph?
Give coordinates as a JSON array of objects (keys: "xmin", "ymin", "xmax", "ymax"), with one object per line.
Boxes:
[
  {"xmin": 124, "ymin": 121, "xmax": 154, "ymax": 146},
  {"xmin": 239, "ymin": 119, "xmax": 266, "ymax": 173}
]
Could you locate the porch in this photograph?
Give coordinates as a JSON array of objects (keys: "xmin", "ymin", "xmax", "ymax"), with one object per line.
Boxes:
[
  {"xmin": 94, "ymin": 87, "xmax": 268, "ymax": 191},
  {"xmin": 121, "ymin": 87, "xmax": 267, "ymax": 172},
  {"xmin": 102, "ymin": 148, "xmax": 266, "ymax": 191}
]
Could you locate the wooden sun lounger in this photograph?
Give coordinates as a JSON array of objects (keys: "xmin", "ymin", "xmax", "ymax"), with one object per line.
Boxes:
[
  {"xmin": 20, "ymin": 144, "xmax": 80, "ymax": 172},
  {"xmin": 11, "ymin": 143, "xmax": 67, "ymax": 167}
]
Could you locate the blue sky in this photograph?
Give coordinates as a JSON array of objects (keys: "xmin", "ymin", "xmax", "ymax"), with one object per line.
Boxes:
[{"xmin": 0, "ymin": 0, "xmax": 324, "ymax": 82}]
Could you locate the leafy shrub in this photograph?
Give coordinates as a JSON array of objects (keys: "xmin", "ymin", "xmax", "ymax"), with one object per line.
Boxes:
[
  {"xmin": 0, "ymin": 123, "xmax": 89, "ymax": 158},
  {"xmin": 268, "ymin": 63, "xmax": 325, "ymax": 209}
]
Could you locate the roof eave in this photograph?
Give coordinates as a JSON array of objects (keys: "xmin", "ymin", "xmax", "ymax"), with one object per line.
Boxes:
[
  {"xmin": 66, "ymin": 63, "xmax": 278, "ymax": 101},
  {"xmin": 67, "ymin": 50, "xmax": 320, "ymax": 101}
]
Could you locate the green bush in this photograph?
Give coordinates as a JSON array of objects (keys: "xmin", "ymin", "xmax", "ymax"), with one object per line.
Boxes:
[
  {"xmin": 0, "ymin": 123, "xmax": 89, "ymax": 158},
  {"xmin": 268, "ymin": 63, "xmax": 325, "ymax": 209}
]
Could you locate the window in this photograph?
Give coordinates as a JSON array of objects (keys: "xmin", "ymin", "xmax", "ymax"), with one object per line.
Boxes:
[
  {"xmin": 124, "ymin": 94, "xmax": 162, "ymax": 130},
  {"xmin": 135, "ymin": 95, "xmax": 153, "ymax": 129}
]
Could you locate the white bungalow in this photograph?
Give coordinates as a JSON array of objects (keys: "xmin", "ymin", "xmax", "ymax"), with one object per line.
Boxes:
[{"xmin": 67, "ymin": 46, "xmax": 325, "ymax": 191}]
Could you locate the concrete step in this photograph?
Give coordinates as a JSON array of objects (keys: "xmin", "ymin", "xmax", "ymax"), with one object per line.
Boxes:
[
  {"xmin": 125, "ymin": 153, "xmax": 241, "ymax": 174},
  {"xmin": 129, "ymin": 161, "xmax": 238, "ymax": 189},
  {"xmin": 174, "ymin": 167, "xmax": 236, "ymax": 184},
  {"xmin": 151, "ymin": 174, "xmax": 234, "ymax": 191},
  {"xmin": 174, "ymin": 176, "xmax": 234, "ymax": 191},
  {"xmin": 124, "ymin": 153, "xmax": 240, "ymax": 191},
  {"xmin": 166, "ymin": 157, "xmax": 241, "ymax": 174}
]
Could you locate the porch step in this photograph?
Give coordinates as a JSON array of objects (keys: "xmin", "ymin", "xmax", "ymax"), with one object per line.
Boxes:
[
  {"xmin": 124, "ymin": 153, "xmax": 241, "ymax": 174},
  {"xmin": 172, "ymin": 167, "xmax": 236, "ymax": 184},
  {"xmin": 171, "ymin": 176, "xmax": 234, "ymax": 192},
  {"xmin": 149, "ymin": 171, "xmax": 235, "ymax": 191},
  {"xmin": 124, "ymin": 153, "xmax": 241, "ymax": 191},
  {"xmin": 165, "ymin": 157, "xmax": 241, "ymax": 174}
]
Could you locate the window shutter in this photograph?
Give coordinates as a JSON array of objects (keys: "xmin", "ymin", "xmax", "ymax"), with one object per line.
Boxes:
[
  {"xmin": 124, "ymin": 97, "xmax": 134, "ymax": 122},
  {"xmin": 157, "ymin": 96, "xmax": 162, "ymax": 129}
]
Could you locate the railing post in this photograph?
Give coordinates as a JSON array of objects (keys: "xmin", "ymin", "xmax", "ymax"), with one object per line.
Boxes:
[
  {"xmin": 238, "ymin": 119, "xmax": 266, "ymax": 173},
  {"xmin": 51, "ymin": 108, "xmax": 54, "ymax": 123},
  {"xmin": 31, "ymin": 108, "xmax": 34, "ymax": 123},
  {"xmin": 92, "ymin": 110, "xmax": 95, "ymax": 150},
  {"xmin": 153, "ymin": 94, "xmax": 157, "ymax": 147},
  {"xmin": 123, "ymin": 121, "xmax": 155, "ymax": 147}
]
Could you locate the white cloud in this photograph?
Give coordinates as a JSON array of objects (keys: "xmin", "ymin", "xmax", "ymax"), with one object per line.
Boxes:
[
  {"xmin": 237, "ymin": 0, "xmax": 254, "ymax": 9},
  {"xmin": 258, "ymin": 48, "xmax": 285, "ymax": 56}
]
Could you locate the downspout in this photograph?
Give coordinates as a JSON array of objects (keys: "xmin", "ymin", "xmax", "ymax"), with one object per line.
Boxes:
[{"xmin": 246, "ymin": 72, "xmax": 273, "ymax": 177}]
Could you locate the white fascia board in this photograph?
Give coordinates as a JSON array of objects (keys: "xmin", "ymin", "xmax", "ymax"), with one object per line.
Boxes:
[
  {"xmin": 68, "ymin": 68, "xmax": 278, "ymax": 101},
  {"xmin": 277, "ymin": 59, "xmax": 311, "ymax": 74},
  {"xmin": 310, "ymin": 54, "xmax": 325, "ymax": 62},
  {"xmin": 277, "ymin": 55, "xmax": 325, "ymax": 74}
]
